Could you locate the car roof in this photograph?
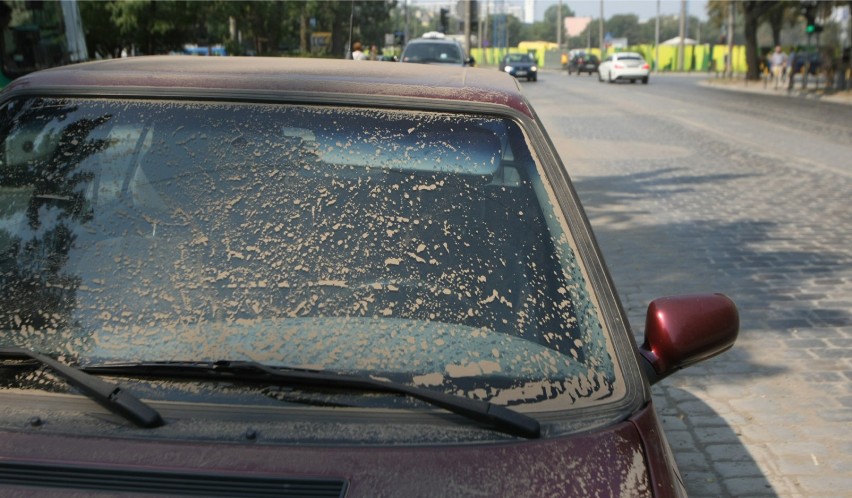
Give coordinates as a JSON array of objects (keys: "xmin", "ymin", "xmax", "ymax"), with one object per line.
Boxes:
[
  {"xmin": 407, "ymin": 37, "xmax": 460, "ymax": 45},
  {"xmin": 2, "ymin": 56, "xmax": 532, "ymax": 118}
]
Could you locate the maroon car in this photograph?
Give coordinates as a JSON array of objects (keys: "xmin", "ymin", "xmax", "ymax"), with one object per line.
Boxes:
[{"xmin": 0, "ymin": 57, "xmax": 738, "ymax": 497}]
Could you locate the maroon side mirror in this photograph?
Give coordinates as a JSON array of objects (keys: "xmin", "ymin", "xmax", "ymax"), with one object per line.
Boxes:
[{"xmin": 638, "ymin": 294, "xmax": 739, "ymax": 385}]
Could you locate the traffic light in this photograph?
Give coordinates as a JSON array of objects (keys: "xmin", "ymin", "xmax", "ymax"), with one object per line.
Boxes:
[
  {"xmin": 439, "ymin": 8, "xmax": 449, "ymax": 33},
  {"xmin": 803, "ymin": 3, "xmax": 822, "ymax": 35}
]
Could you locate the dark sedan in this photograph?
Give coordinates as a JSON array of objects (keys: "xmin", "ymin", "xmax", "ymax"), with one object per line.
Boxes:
[
  {"xmin": 568, "ymin": 52, "xmax": 600, "ymax": 75},
  {"xmin": 501, "ymin": 52, "xmax": 538, "ymax": 81},
  {"xmin": 0, "ymin": 56, "xmax": 737, "ymax": 497}
]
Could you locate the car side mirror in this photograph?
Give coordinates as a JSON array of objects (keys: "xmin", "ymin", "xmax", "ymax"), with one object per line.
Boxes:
[{"xmin": 638, "ymin": 294, "xmax": 739, "ymax": 385}]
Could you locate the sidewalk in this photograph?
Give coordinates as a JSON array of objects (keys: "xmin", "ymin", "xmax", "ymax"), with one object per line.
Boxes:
[{"xmin": 698, "ymin": 74, "xmax": 852, "ymax": 106}]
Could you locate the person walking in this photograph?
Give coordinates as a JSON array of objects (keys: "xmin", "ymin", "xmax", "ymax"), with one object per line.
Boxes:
[{"xmin": 769, "ymin": 45, "xmax": 788, "ymax": 90}]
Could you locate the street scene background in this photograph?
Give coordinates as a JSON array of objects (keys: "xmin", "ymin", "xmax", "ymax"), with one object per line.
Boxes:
[{"xmin": 530, "ymin": 70, "xmax": 851, "ymax": 497}]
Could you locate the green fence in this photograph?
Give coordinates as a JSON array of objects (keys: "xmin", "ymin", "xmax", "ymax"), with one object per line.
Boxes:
[{"xmin": 472, "ymin": 44, "xmax": 749, "ymax": 74}]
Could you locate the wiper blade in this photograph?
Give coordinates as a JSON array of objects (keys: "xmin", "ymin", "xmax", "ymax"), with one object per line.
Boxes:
[
  {"xmin": 83, "ymin": 360, "xmax": 540, "ymax": 439},
  {"xmin": 0, "ymin": 347, "xmax": 164, "ymax": 428}
]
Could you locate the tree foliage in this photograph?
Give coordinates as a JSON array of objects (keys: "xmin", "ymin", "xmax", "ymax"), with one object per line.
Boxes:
[
  {"xmin": 523, "ymin": 4, "xmax": 575, "ymax": 42},
  {"xmin": 79, "ymin": 0, "xmax": 396, "ymax": 58},
  {"xmin": 707, "ymin": 0, "xmax": 847, "ymax": 80}
]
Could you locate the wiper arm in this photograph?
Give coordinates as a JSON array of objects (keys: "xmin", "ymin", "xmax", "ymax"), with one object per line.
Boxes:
[
  {"xmin": 83, "ymin": 360, "xmax": 541, "ymax": 439},
  {"xmin": 0, "ymin": 347, "xmax": 164, "ymax": 428}
]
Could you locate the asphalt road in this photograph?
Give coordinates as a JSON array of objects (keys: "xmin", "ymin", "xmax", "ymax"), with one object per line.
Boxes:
[{"xmin": 525, "ymin": 71, "xmax": 852, "ymax": 497}]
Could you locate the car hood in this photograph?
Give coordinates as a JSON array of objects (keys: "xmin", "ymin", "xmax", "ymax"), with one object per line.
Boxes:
[{"xmin": 0, "ymin": 409, "xmax": 662, "ymax": 497}]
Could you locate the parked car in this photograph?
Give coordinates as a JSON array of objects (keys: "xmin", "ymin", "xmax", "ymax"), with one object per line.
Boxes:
[
  {"xmin": 500, "ymin": 53, "xmax": 538, "ymax": 81},
  {"xmin": 401, "ymin": 31, "xmax": 474, "ymax": 66},
  {"xmin": 567, "ymin": 52, "xmax": 599, "ymax": 75},
  {"xmin": 0, "ymin": 56, "xmax": 737, "ymax": 496},
  {"xmin": 598, "ymin": 52, "xmax": 651, "ymax": 84}
]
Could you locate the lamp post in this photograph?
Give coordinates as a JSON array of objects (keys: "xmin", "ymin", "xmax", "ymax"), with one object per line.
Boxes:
[
  {"xmin": 557, "ymin": 1, "xmax": 562, "ymax": 49},
  {"xmin": 726, "ymin": 0, "xmax": 734, "ymax": 78},
  {"xmin": 655, "ymin": 0, "xmax": 660, "ymax": 72},
  {"xmin": 599, "ymin": 0, "xmax": 604, "ymax": 56},
  {"xmin": 678, "ymin": 0, "xmax": 686, "ymax": 71}
]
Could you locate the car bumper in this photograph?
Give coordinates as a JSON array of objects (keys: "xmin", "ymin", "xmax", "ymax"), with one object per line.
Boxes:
[
  {"xmin": 611, "ymin": 68, "xmax": 650, "ymax": 80},
  {"xmin": 504, "ymin": 68, "xmax": 537, "ymax": 78}
]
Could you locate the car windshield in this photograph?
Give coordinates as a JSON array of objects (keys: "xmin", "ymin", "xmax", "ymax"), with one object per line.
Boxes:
[
  {"xmin": 505, "ymin": 54, "xmax": 531, "ymax": 63},
  {"xmin": 0, "ymin": 97, "xmax": 624, "ymax": 412},
  {"xmin": 402, "ymin": 42, "xmax": 462, "ymax": 63}
]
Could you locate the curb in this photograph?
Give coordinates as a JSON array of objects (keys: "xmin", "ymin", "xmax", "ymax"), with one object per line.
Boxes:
[{"xmin": 697, "ymin": 79, "xmax": 852, "ymax": 106}]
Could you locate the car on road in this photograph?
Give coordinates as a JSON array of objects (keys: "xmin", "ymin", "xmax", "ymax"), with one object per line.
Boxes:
[
  {"xmin": 567, "ymin": 52, "xmax": 600, "ymax": 75},
  {"xmin": 0, "ymin": 56, "xmax": 737, "ymax": 496},
  {"xmin": 500, "ymin": 52, "xmax": 538, "ymax": 81},
  {"xmin": 401, "ymin": 31, "xmax": 474, "ymax": 66},
  {"xmin": 598, "ymin": 52, "xmax": 651, "ymax": 84}
]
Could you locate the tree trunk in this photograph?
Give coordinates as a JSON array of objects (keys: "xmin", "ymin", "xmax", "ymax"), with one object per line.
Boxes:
[
  {"xmin": 743, "ymin": 1, "xmax": 778, "ymax": 81},
  {"xmin": 300, "ymin": 8, "xmax": 308, "ymax": 53},
  {"xmin": 767, "ymin": 6, "xmax": 783, "ymax": 47},
  {"xmin": 744, "ymin": 9, "xmax": 760, "ymax": 79}
]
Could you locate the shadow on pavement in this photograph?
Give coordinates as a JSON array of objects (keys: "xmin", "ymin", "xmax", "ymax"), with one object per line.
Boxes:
[
  {"xmin": 570, "ymin": 169, "xmax": 852, "ymax": 335},
  {"xmin": 654, "ymin": 385, "xmax": 780, "ymax": 498},
  {"xmin": 568, "ymin": 164, "xmax": 852, "ymax": 496}
]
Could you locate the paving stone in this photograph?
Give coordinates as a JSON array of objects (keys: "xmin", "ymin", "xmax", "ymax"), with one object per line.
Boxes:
[
  {"xmin": 723, "ymin": 477, "xmax": 781, "ymax": 497},
  {"xmin": 529, "ymin": 73, "xmax": 852, "ymax": 498}
]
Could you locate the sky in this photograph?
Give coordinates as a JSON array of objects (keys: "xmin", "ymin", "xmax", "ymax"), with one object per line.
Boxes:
[
  {"xmin": 409, "ymin": 1, "xmax": 710, "ymax": 23},
  {"xmin": 536, "ymin": 1, "xmax": 709, "ymax": 22}
]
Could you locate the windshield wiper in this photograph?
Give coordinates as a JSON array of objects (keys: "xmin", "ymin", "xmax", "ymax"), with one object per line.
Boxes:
[
  {"xmin": 0, "ymin": 347, "xmax": 164, "ymax": 428},
  {"xmin": 82, "ymin": 360, "xmax": 541, "ymax": 439}
]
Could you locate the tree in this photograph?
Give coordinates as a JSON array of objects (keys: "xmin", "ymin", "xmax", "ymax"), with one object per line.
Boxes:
[
  {"xmin": 708, "ymin": 0, "xmax": 779, "ymax": 79},
  {"xmin": 80, "ymin": 0, "xmax": 213, "ymax": 56},
  {"xmin": 78, "ymin": 0, "xmax": 396, "ymax": 59},
  {"xmin": 741, "ymin": 1, "xmax": 781, "ymax": 79},
  {"xmin": 605, "ymin": 14, "xmax": 641, "ymax": 44},
  {"xmin": 107, "ymin": 0, "xmax": 198, "ymax": 55},
  {"xmin": 78, "ymin": 1, "xmax": 123, "ymax": 58},
  {"xmin": 525, "ymin": 4, "xmax": 574, "ymax": 42},
  {"xmin": 764, "ymin": 2, "xmax": 789, "ymax": 47}
]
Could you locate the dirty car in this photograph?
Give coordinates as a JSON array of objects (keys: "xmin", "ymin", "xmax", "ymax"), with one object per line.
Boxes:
[{"xmin": 0, "ymin": 57, "xmax": 738, "ymax": 497}]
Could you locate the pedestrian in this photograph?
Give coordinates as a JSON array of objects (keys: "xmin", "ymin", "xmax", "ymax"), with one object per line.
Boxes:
[
  {"xmin": 787, "ymin": 47, "xmax": 799, "ymax": 91},
  {"xmin": 369, "ymin": 44, "xmax": 378, "ymax": 61},
  {"xmin": 351, "ymin": 42, "xmax": 367, "ymax": 61},
  {"xmin": 769, "ymin": 45, "xmax": 787, "ymax": 90}
]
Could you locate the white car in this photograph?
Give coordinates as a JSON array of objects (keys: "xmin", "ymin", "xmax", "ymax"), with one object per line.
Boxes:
[{"xmin": 598, "ymin": 52, "xmax": 650, "ymax": 84}]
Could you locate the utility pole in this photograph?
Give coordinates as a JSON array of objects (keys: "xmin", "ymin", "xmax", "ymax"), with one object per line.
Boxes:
[
  {"xmin": 403, "ymin": 0, "xmax": 409, "ymax": 50},
  {"xmin": 557, "ymin": 1, "xmax": 562, "ymax": 49},
  {"xmin": 464, "ymin": 0, "xmax": 471, "ymax": 55},
  {"xmin": 654, "ymin": 0, "xmax": 660, "ymax": 72},
  {"xmin": 726, "ymin": 0, "xmax": 734, "ymax": 78},
  {"xmin": 483, "ymin": 1, "xmax": 488, "ymax": 53},
  {"xmin": 678, "ymin": 0, "xmax": 686, "ymax": 71},
  {"xmin": 599, "ymin": 0, "xmax": 604, "ymax": 56}
]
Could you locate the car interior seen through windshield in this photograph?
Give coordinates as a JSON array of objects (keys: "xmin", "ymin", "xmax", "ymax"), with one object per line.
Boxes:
[{"xmin": 0, "ymin": 98, "xmax": 623, "ymax": 412}]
